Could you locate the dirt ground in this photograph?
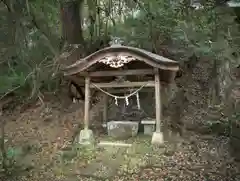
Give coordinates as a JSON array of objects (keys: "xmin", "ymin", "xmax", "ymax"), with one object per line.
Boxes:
[{"xmin": 0, "ymin": 95, "xmax": 240, "ymax": 181}]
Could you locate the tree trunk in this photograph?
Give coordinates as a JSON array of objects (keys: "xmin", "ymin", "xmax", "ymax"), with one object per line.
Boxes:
[
  {"xmin": 60, "ymin": 0, "xmax": 84, "ymax": 45},
  {"xmin": 60, "ymin": 1, "xmax": 86, "ymax": 101},
  {"xmin": 87, "ymin": 0, "xmax": 97, "ymax": 42}
]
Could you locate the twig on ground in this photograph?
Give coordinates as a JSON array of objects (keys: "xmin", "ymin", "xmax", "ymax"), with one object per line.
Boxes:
[
  {"xmin": 38, "ymin": 92, "xmax": 45, "ymax": 108},
  {"xmin": 0, "ymin": 72, "xmax": 33, "ymax": 101},
  {"xmin": 0, "ymin": 85, "xmax": 21, "ymax": 101}
]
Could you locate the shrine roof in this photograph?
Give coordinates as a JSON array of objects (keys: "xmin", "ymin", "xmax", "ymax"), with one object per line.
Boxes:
[{"xmin": 63, "ymin": 45, "xmax": 179, "ymax": 76}]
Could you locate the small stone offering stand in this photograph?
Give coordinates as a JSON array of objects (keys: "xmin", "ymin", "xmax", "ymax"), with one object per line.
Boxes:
[
  {"xmin": 62, "ymin": 39, "xmax": 179, "ymax": 145},
  {"xmin": 141, "ymin": 119, "xmax": 156, "ymax": 136}
]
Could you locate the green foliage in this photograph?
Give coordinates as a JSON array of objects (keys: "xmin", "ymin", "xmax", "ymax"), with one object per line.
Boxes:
[
  {"xmin": 0, "ymin": 0, "xmax": 240, "ymax": 99},
  {"xmin": 60, "ymin": 144, "xmax": 97, "ymax": 162},
  {"xmin": 0, "ymin": 138, "xmax": 40, "ymax": 175},
  {"xmin": 231, "ymin": 112, "xmax": 240, "ymax": 121},
  {"xmin": 0, "ymin": 146, "xmax": 22, "ymax": 174},
  {"xmin": 108, "ymin": 0, "xmax": 180, "ymax": 50},
  {"xmin": 173, "ymin": 3, "xmax": 240, "ymax": 63},
  {"xmin": 0, "ymin": 0, "xmax": 60, "ymax": 99}
]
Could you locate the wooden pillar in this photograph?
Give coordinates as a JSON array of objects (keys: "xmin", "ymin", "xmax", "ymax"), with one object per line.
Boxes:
[
  {"xmin": 103, "ymin": 94, "xmax": 108, "ymax": 124},
  {"xmin": 154, "ymin": 68, "xmax": 161, "ymax": 133},
  {"xmin": 84, "ymin": 76, "xmax": 90, "ymax": 130}
]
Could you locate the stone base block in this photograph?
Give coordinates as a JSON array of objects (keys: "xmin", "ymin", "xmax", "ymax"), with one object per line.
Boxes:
[
  {"xmin": 141, "ymin": 119, "xmax": 156, "ymax": 136},
  {"xmin": 151, "ymin": 132, "xmax": 164, "ymax": 145},
  {"xmin": 144, "ymin": 125, "xmax": 155, "ymax": 135},
  {"xmin": 79, "ymin": 129, "xmax": 94, "ymax": 145}
]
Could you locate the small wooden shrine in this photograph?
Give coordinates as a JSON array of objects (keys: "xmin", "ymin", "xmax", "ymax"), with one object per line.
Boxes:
[{"xmin": 63, "ymin": 40, "xmax": 179, "ymax": 144}]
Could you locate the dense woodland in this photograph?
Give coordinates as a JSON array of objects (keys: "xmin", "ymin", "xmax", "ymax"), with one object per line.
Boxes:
[
  {"xmin": 0, "ymin": 0, "xmax": 240, "ymax": 180},
  {"xmin": 0, "ymin": 0, "xmax": 239, "ymax": 100}
]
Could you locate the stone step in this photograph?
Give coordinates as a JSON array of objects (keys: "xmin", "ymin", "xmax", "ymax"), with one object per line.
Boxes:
[{"xmin": 98, "ymin": 141, "xmax": 132, "ymax": 147}]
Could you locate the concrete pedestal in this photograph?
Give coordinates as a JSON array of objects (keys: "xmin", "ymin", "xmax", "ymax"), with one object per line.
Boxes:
[
  {"xmin": 79, "ymin": 129, "xmax": 94, "ymax": 145},
  {"xmin": 143, "ymin": 125, "xmax": 155, "ymax": 135},
  {"xmin": 141, "ymin": 119, "xmax": 156, "ymax": 136},
  {"xmin": 151, "ymin": 132, "xmax": 164, "ymax": 145}
]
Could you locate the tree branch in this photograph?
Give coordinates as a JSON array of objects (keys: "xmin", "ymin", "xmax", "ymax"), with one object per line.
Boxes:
[
  {"xmin": 1, "ymin": 0, "xmax": 12, "ymax": 12},
  {"xmin": 30, "ymin": 11, "xmax": 59, "ymax": 55}
]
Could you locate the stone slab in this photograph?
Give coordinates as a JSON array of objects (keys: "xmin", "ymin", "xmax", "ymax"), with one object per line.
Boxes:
[
  {"xmin": 141, "ymin": 119, "xmax": 156, "ymax": 125},
  {"xmin": 107, "ymin": 121, "xmax": 138, "ymax": 139},
  {"xmin": 144, "ymin": 125, "xmax": 155, "ymax": 135}
]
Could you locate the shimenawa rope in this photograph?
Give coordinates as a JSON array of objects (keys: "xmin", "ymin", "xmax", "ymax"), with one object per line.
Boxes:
[{"xmin": 91, "ymin": 82, "xmax": 148, "ymax": 108}]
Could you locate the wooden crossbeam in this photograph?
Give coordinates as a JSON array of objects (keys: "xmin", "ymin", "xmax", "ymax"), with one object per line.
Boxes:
[
  {"xmin": 90, "ymin": 81, "xmax": 155, "ymax": 88},
  {"xmin": 79, "ymin": 69, "xmax": 154, "ymax": 77}
]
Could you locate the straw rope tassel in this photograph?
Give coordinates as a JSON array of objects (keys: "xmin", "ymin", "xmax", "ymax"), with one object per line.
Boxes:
[
  {"xmin": 114, "ymin": 96, "xmax": 118, "ymax": 105},
  {"xmin": 125, "ymin": 96, "xmax": 129, "ymax": 106},
  {"xmin": 91, "ymin": 82, "xmax": 147, "ymax": 108},
  {"xmin": 136, "ymin": 92, "xmax": 141, "ymax": 109}
]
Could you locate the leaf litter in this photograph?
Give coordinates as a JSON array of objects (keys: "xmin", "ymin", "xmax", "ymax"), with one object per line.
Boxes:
[{"xmin": 0, "ymin": 98, "xmax": 239, "ymax": 181}]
